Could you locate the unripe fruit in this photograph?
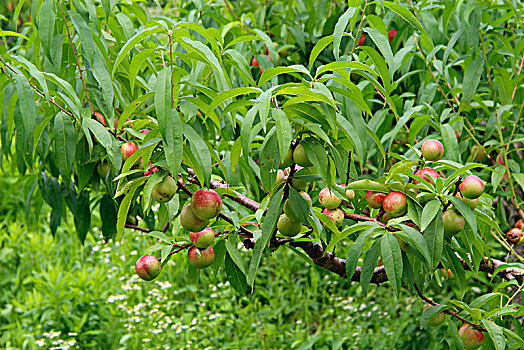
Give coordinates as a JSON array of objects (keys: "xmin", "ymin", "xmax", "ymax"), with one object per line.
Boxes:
[
  {"xmin": 442, "ymin": 210, "xmax": 465, "ymax": 236},
  {"xmin": 516, "ymin": 220, "xmax": 523, "ymax": 230},
  {"xmin": 346, "ymin": 189, "xmax": 355, "ymax": 201},
  {"xmin": 423, "ymin": 304, "xmax": 446, "ymax": 326},
  {"xmin": 460, "ymin": 175, "xmax": 484, "ymax": 199},
  {"xmin": 366, "ymin": 191, "xmax": 386, "ymax": 209},
  {"xmin": 322, "ymin": 208, "xmax": 344, "ymax": 228},
  {"xmin": 279, "ymin": 148, "xmax": 293, "ymax": 168},
  {"xmin": 319, "ymin": 187, "xmax": 342, "ymax": 209},
  {"xmin": 135, "ymin": 255, "xmax": 162, "ymax": 281},
  {"xmin": 421, "ymin": 139, "xmax": 444, "ymax": 161},
  {"xmin": 506, "ymin": 228, "xmax": 522, "ymax": 245},
  {"xmin": 455, "ymin": 192, "xmax": 478, "ymax": 210},
  {"xmin": 191, "ymin": 189, "xmax": 223, "ymax": 220},
  {"xmin": 97, "ymin": 161, "xmax": 110, "ymax": 178},
  {"xmin": 442, "ymin": 268, "xmax": 454, "ymax": 278},
  {"xmin": 283, "ymin": 192, "xmax": 312, "ymax": 221},
  {"xmin": 277, "ymin": 214, "xmax": 302, "ymax": 237},
  {"xmin": 126, "ymin": 214, "xmax": 137, "ymax": 226},
  {"xmin": 188, "ymin": 246, "xmax": 215, "ymax": 269},
  {"xmin": 289, "ymin": 166, "xmax": 309, "ymax": 191},
  {"xmin": 120, "ymin": 142, "xmax": 138, "ymax": 161},
  {"xmin": 470, "ymin": 145, "xmax": 487, "ymax": 162},
  {"xmin": 180, "ymin": 204, "xmax": 209, "ymax": 232},
  {"xmin": 293, "ymin": 143, "xmax": 313, "ymax": 167},
  {"xmin": 382, "ymin": 191, "xmax": 408, "ymax": 217},
  {"xmin": 414, "ymin": 167, "xmax": 439, "ymax": 184},
  {"xmin": 190, "ymin": 227, "xmax": 215, "ymax": 249},
  {"xmin": 152, "ymin": 175, "xmax": 178, "ymax": 203},
  {"xmin": 93, "ymin": 112, "xmax": 107, "ymax": 127},
  {"xmin": 458, "ymin": 324, "xmax": 485, "ymax": 349}
]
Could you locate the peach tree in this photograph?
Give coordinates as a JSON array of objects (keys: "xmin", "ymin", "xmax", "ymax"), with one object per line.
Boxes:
[{"xmin": 1, "ymin": 0, "xmax": 524, "ymax": 348}]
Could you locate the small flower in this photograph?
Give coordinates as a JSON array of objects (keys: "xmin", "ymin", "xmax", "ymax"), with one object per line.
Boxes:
[{"xmin": 35, "ymin": 339, "xmax": 45, "ymax": 347}]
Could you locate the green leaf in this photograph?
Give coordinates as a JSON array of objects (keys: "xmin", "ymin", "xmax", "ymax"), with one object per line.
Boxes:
[
  {"xmin": 247, "ymin": 188, "xmax": 284, "ymax": 289},
  {"xmin": 345, "ymin": 179, "xmax": 389, "ymax": 192},
  {"xmin": 0, "ymin": 30, "xmax": 29, "ymax": 41},
  {"xmin": 183, "ymin": 124, "xmax": 212, "ymax": 188},
  {"xmin": 328, "ymin": 222, "xmax": 379, "ymax": 253},
  {"xmin": 420, "ymin": 304, "xmax": 447, "ymax": 328},
  {"xmin": 447, "ymin": 195, "xmax": 477, "ymax": 235},
  {"xmin": 482, "ymin": 320, "xmax": 506, "ymax": 350},
  {"xmin": 112, "ymin": 26, "xmax": 165, "ymax": 76},
  {"xmin": 259, "ymin": 65, "xmax": 312, "ymax": 86},
  {"xmin": 53, "ymin": 112, "xmax": 75, "ymax": 179},
  {"xmin": 225, "ymin": 239, "xmax": 246, "ymax": 274},
  {"xmin": 346, "ymin": 227, "xmax": 378, "ymax": 280},
  {"xmin": 363, "ymin": 28, "xmax": 394, "ymax": 72},
  {"xmin": 273, "ymin": 109, "xmax": 293, "ymax": 162},
  {"xmin": 315, "ymin": 61, "xmax": 376, "ymax": 79},
  {"xmin": 420, "ymin": 200, "xmax": 441, "ymax": 232},
  {"xmin": 441, "ymin": 124, "xmax": 460, "ymax": 162},
  {"xmin": 383, "ymin": 1, "xmax": 430, "ymax": 37},
  {"xmin": 146, "ymin": 231, "xmax": 172, "ymax": 244},
  {"xmin": 380, "ymin": 233, "xmax": 403, "ymax": 298},
  {"xmin": 361, "ymin": 239, "xmax": 381, "ymax": 296},
  {"xmin": 333, "ymin": 7, "xmax": 358, "ymax": 60},
  {"xmin": 225, "ymin": 253, "xmax": 248, "ymax": 295},
  {"xmin": 394, "ymin": 224, "xmax": 431, "ymax": 267},
  {"xmin": 424, "ymin": 209, "xmax": 444, "ymax": 267},
  {"xmin": 206, "ymin": 87, "xmax": 262, "ymax": 115},
  {"xmin": 116, "ymin": 180, "xmax": 145, "ymax": 241},
  {"xmin": 38, "ymin": 0, "xmax": 55, "ymax": 62},
  {"xmin": 462, "ymin": 57, "xmax": 484, "ymax": 104},
  {"xmin": 309, "ymin": 36, "xmax": 333, "ymax": 71},
  {"xmin": 100, "ymin": 194, "xmax": 117, "ymax": 241}
]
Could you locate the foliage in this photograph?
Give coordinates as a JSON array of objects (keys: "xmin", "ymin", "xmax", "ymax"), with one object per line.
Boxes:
[{"xmin": 1, "ymin": 0, "xmax": 524, "ymax": 348}]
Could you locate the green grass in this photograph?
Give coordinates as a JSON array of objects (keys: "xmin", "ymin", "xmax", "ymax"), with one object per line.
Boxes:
[{"xmin": 0, "ymin": 208, "xmax": 455, "ymax": 349}]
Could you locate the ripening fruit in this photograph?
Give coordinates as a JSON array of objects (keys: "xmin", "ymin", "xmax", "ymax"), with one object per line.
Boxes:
[
  {"xmin": 191, "ymin": 189, "xmax": 223, "ymax": 220},
  {"xmin": 277, "ymin": 214, "xmax": 302, "ymax": 237},
  {"xmin": 190, "ymin": 227, "xmax": 215, "ymax": 249},
  {"xmin": 180, "ymin": 204, "xmax": 209, "ymax": 232},
  {"xmin": 460, "ymin": 175, "xmax": 484, "ymax": 199},
  {"xmin": 293, "ymin": 143, "xmax": 313, "ymax": 167},
  {"xmin": 144, "ymin": 165, "xmax": 159, "ymax": 176},
  {"xmin": 455, "ymin": 192, "xmax": 478, "ymax": 210},
  {"xmin": 442, "ymin": 268, "xmax": 454, "ymax": 279},
  {"xmin": 120, "ymin": 142, "xmax": 138, "ymax": 161},
  {"xmin": 414, "ymin": 167, "xmax": 439, "ymax": 184},
  {"xmin": 346, "ymin": 189, "xmax": 355, "ymax": 201},
  {"xmin": 470, "ymin": 145, "xmax": 487, "ymax": 162},
  {"xmin": 322, "ymin": 208, "xmax": 344, "ymax": 228},
  {"xmin": 152, "ymin": 175, "xmax": 178, "ymax": 203},
  {"xmin": 251, "ymin": 56, "xmax": 259, "ymax": 67},
  {"xmin": 139, "ymin": 129, "xmax": 150, "ymax": 135},
  {"xmin": 382, "ymin": 191, "xmax": 408, "ymax": 217},
  {"xmin": 93, "ymin": 112, "xmax": 107, "ymax": 127},
  {"xmin": 97, "ymin": 160, "xmax": 110, "ymax": 178},
  {"xmin": 380, "ymin": 213, "xmax": 392, "ymax": 224},
  {"xmin": 366, "ymin": 191, "xmax": 386, "ymax": 209},
  {"xmin": 283, "ymin": 192, "xmax": 312, "ymax": 221},
  {"xmin": 442, "ymin": 210, "xmax": 465, "ymax": 236},
  {"xmin": 421, "ymin": 139, "xmax": 444, "ymax": 161},
  {"xmin": 458, "ymin": 324, "xmax": 485, "ymax": 350},
  {"xmin": 506, "ymin": 228, "xmax": 522, "ymax": 245},
  {"xmin": 423, "ymin": 304, "xmax": 446, "ymax": 326},
  {"xmin": 135, "ymin": 255, "xmax": 162, "ymax": 281},
  {"xmin": 279, "ymin": 148, "xmax": 293, "ymax": 168},
  {"xmin": 188, "ymin": 246, "xmax": 215, "ymax": 269},
  {"xmin": 516, "ymin": 220, "xmax": 523, "ymax": 230},
  {"xmin": 387, "ymin": 29, "xmax": 398, "ymax": 43},
  {"xmin": 319, "ymin": 187, "xmax": 343, "ymax": 209}
]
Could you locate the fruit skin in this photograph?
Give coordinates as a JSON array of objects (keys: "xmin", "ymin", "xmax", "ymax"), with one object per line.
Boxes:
[
  {"xmin": 319, "ymin": 187, "xmax": 343, "ymax": 209},
  {"xmin": 506, "ymin": 228, "xmax": 522, "ymax": 244},
  {"xmin": 414, "ymin": 167, "xmax": 439, "ymax": 184},
  {"xmin": 382, "ymin": 191, "xmax": 408, "ymax": 217},
  {"xmin": 421, "ymin": 139, "xmax": 444, "ymax": 161},
  {"xmin": 293, "ymin": 143, "xmax": 313, "ymax": 167},
  {"xmin": 357, "ymin": 33, "xmax": 367, "ymax": 46},
  {"xmin": 283, "ymin": 192, "xmax": 312, "ymax": 221},
  {"xmin": 190, "ymin": 227, "xmax": 215, "ymax": 249},
  {"xmin": 346, "ymin": 189, "xmax": 355, "ymax": 200},
  {"xmin": 97, "ymin": 161, "xmax": 110, "ymax": 178},
  {"xmin": 387, "ymin": 29, "xmax": 398, "ymax": 43},
  {"xmin": 423, "ymin": 304, "xmax": 446, "ymax": 326},
  {"xmin": 191, "ymin": 189, "xmax": 223, "ymax": 220},
  {"xmin": 455, "ymin": 192, "xmax": 478, "ymax": 210},
  {"xmin": 188, "ymin": 246, "xmax": 215, "ymax": 269},
  {"xmin": 442, "ymin": 210, "xmax": 465, "ymax": 235},
  {"xmin": 322, "ymin": 208, "xmax": 344, "ymax": 228},
  {"xmin": 442, "ymin": 268, "xmax": 454, "ymax": 278},
  {"xmin": 251, "ymin": 56, "xmax": 259, "ymax": 67},
  {"xmin": 470, "ymin": 145, "xmax": 487, "ymax": 162},
  {"xmin": 93, "ymin": 112, "xmax": 107, "ymax": 127},
  {"xmin": 135, "ymin": 255, "xmax": 162, "ymax": 281},
  {"xmin": 152, "ymin": 175, "xmax": 178, "ymax": 203},
  {"xmin": 516, "ymin": 220, "xmax": 523, "ymax": 230},
  {"xmin": 366, "ymin": 191, "xmax": 386, "ymax": 209},
  {"xmin": 277, "ymin": 214, "xmax": 302, "ymax": 237},
  {"xmin": 380, "ymin": 213, "xmax": 392, "ymax": 224},
  {"xmin": 139, "ymin": 128, "xmax": 150, "ymax": 134},
  {"xmin": 120, "ymin": 142, "xmax": 138, "ymax": 161},
  {"xmin": 279, "ymin": 148, "xmax": 293, "ymax": 168},
  {"xmin": 460, "ymin": 175, "xmax": 484, "ymax": 199},
  {"xmin": 180, "ymin": 204, "xmax": 209, "ymax": 232},
  {"xmin": 144, "ymin": 165, "xmax": 159, "ymax": 176},
  {"xmin": 458, "ymin": 324, "xmax": 485, "ymax": 349}
]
